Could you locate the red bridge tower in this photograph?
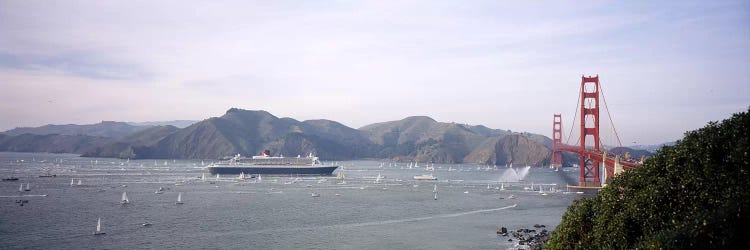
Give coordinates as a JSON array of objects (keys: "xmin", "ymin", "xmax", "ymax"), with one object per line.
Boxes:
[
  {"xmin": 551, "ymin": 114, "xmax": 563, "ymax": 169},
  {"xmin": 580, "ymin": 75, "xmax": 601, "ymax": 187}
]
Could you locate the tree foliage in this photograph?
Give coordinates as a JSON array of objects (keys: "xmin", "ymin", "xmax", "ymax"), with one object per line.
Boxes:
[{"xmin": 547, "ymin": 108, "xmax": 750, "ymax": 249}]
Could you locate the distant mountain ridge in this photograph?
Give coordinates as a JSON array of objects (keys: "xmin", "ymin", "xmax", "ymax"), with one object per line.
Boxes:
[
  {"xmin": 0, "ymin": 133, "xmax": 113, "ymax": 154},
  {"xmin": 127, "ymin": 120, "xmax": 198, "ymax": 128},
  {"xmin": 0, "ymin": 108, "xmax": 632, "ymax": 166},
  {"xmin": 2, "ymin": 121, "xmax": 149, "ymax": 138},
  {"xmin": 630, "ymin": 142, "xmax": 676, "ymax": 153}
]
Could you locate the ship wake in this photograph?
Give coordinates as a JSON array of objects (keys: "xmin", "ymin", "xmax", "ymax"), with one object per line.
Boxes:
[{"xmin": 228, "ymin": 204, "xmax": 518, "ymax": 235}]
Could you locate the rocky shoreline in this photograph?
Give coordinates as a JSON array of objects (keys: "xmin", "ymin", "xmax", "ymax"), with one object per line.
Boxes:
[{"xmin": 497, "ymin": 224, "xmax": 550, "ymax": 250}]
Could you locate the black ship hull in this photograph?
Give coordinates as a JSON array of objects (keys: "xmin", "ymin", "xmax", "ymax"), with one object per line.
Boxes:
[{"xmin": 208, "ymin": 165, "xmax": 338, "ymax": 176}]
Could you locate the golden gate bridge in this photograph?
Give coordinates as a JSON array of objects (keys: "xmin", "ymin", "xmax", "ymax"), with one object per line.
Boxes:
[{"xmin": 551, "ymin": 75, "xmax": 642, "ymax": 188}]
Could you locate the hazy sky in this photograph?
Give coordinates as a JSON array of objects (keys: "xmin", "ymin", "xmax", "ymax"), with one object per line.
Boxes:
[{"xmin": 1, "ymin": 1, "xmax": 748, "ymax": 145}]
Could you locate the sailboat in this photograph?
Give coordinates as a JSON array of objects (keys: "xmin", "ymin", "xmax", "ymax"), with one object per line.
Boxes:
[
  {"xmin": 121, "ymin": 192, "xmax": 129, "ymax": 204},
  {"xmin": 175, "ymin": 192, "xmax": 184, "ymax": 204},
  {"xmin": 257, "ymin": 174, "xmax": 262, "ymax": 183},
  {"xmin": 500, "ymin": 183, "xmax": 505, "ymax": 190},
  {"xmin": 434, "ymin": 189, "xmax": 438, "ymax": 200},
  {"xmin": 19, "ymin": 184, "xmax": 23, "ymax": 192},
  {"xmin": 24, "ymin": 183, "xmax": 30, "ymax": 191},
  {"xmin": 71, "ymin": 178, "xmax": 75, "ymax": 186},
  {"xmin": 336, "ymin": 169, "xmax": 345, "ymax": 184},
  {"xmin": 238, "ymin": 172, "xmax": 245, "ymax": 180},
  {"xmin": 539, "ymin": 185, "xmax": 547, "ymax": 196},
  {"xmin": 77, "ymin": 179, "xmax": 82, "ymax": 186},
  {"xmin": 433, "ymin": 184, "xmax": 437, "ymax": 193},
  {"xmin": 374, "ymin": 173, "xmax": 383, "ymax": 183},
  {"xmin": 93, "ymin": 217, "xmax": 106, "ymax": 235},
  {"xmin": 425, "ymin": 163, "xmax": 434, "ymax": 171},
  {"xmin": 201, "ymin": 173, "xmax": 206, "ymax": 182}
]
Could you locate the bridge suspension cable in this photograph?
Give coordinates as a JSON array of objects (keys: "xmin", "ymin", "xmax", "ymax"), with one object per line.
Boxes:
[
  {"xmin": 598, "ymin": 82, "xmax": 623, "ymax": 148},
  {"xmin": 565, "ymin": 84, "xmax": 582, "ymax": 145}
]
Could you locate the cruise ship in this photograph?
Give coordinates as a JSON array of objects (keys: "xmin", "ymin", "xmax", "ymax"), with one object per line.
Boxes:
[{"xmin": 207, "ymin": 150, "xmax": 338, "ymax": 176}]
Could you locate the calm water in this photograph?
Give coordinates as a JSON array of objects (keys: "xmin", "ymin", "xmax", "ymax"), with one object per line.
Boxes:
[{"xmin": 0, "ymin": 152, "xmax": 589, "ymax": 249}]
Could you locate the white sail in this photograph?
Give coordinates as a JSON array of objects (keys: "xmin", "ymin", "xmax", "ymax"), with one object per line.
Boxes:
[
  {"xmin": 258, "ymin": 174, "xmax": 262, "ymax": 182},
  {"xmin": 94, "ymin": 217, "xmax": 103, "ymax": 234},
  {"xmin": 19, "ymin": 184, "xmax": 23, "ymax": 192},
  {"xmin": 121, "ymin": 192, "xmax": 129, "ymax": 204},
  {"xmin": 71, "ymin": 178, "xmax": 75, "ymax": 186},
  {"xmin": 433, "ymin": 184, "xmax": 437, "ymax": 193},
  {"xmin": 201, "ymin": 173, "xmax": 206, "ymax": 181},
  {"xmin": 77, "ymin": 179, "xmax": 82, "ymax": 186},
  {"xmin": 434, "ymin": 191, "xmax": 438, "ymax": 200},
  {"xmin": 176, "ymin": 192, "xmax": 183, "ymax": 204}
]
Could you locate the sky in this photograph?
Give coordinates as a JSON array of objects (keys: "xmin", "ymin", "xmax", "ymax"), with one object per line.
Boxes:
[{"xmin": 0, "ymin": 0, "xmax": 748, "ymax": 145}]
